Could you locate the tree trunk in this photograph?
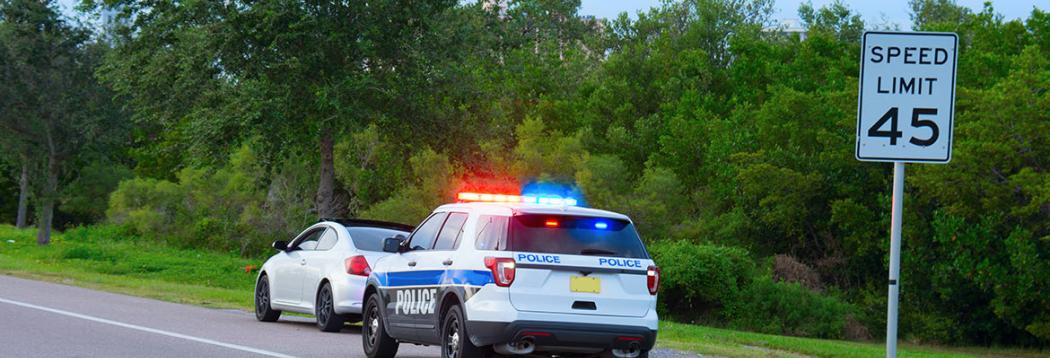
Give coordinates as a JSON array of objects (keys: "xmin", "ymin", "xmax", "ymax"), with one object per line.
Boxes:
[
  {"xmin": 16, "ymin": 158, "xmax": 29, "ymax": 229},
  {"xmin": 36, "ymin": 154, "xmax": 58, "ymax": 245},
  {"xmin": 315, "ymin": 131, "xmax": 347, "ymax": 219},
  {"xmin": 36, "ymin": 197, "xmax": 54, "ymax": 245}
]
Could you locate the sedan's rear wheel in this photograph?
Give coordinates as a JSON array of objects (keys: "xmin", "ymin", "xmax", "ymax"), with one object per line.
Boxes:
[
  {"xmin": 254, "ymin": 275, "xmax": 281, "ymax": 322},
  {"xmin": 316, "ymin": 282, "xmax": 346, "ymax": 332}
]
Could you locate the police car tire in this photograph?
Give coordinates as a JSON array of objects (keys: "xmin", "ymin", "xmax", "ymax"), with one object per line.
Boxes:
[
  {"xmin": 442, "ymin": 305, "xmax": 488, "ymax": 358},
  {"xmin": 254, "ymin": 275, "xmax": 281, "ymax": 322},
  {"xmin": 315, "ymin": 283, "xmax": 346, "ymax": 332},
  {"xmin": 363, "ymin": 294, "xmax": 399, "ymax": 358}
]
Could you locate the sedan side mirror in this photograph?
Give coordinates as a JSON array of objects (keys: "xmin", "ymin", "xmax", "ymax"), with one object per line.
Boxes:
[
  {"xmin": 272, "ymin": 240, "xmax": 288, "ymax": 251},
  {"xmin": 383, "ymin": 236, "xmax": 406, "ymax": 253}
]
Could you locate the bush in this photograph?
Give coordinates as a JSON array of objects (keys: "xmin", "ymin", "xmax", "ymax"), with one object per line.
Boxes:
[
  {"xmin": 106, "ymin": 145, "xmax": 289, "ymax": 257},
  {"xmin": 725, "ymin": 277, "xmax": 854, "ymax": 339},
  {"xmin": 772, "ymin": 254, "xmax": 824, "ymax": 292},
  {"xmin": 62, "ymin": 245, "xmax": 121, "ymax": 262},
  {"xmin": 362, "ymin": 148, "xmax": 456, "ymax": 225},
  {"xmin": 649, "ymin": 241, "xmax": 753, "ymax": 321}
]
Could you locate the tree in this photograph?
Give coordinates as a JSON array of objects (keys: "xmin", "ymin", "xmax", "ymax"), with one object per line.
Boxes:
[
  {"xmin": 97, "ymin": 0, "xmax": 456, "ymax": 219},
  {"xmin": 0, "ymin": 0, "xmax": 119, "ymax": 244},
  {"xmin": 909, "ymin": 0, "xmax": 971, "ymax": 30}
]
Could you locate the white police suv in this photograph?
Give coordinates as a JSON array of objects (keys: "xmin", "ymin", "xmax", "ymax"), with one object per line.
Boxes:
[{"xmin": 361, "ymin": 192, "xmax": 660, "ymax": 358}]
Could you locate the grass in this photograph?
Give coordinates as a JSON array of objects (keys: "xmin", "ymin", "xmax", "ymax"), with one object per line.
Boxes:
[
  {"xmin": 659, "ymin": 321, "xmax": 1047, "ymax": 358},
  {"xmin": 0, "ymin": 224, "xmax": 1046, "ymax": 358},
  {"xmin": 0, "ymin": 224, "xmax": 257, "ymax": 309}
]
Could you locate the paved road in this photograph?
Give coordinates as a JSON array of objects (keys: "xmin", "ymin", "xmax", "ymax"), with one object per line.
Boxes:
[
  {"xmin": 0, "ymin": 275, "xmax": 703, "ymax": 358},
  {"xmin": 0, "ymin": 274, "xmax": 437, "ymax": 358}
]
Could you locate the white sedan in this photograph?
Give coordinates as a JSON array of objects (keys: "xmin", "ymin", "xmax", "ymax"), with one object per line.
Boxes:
[{"xmin": 255, "ymin": 219, "xmax": 412, "ymax": 332}]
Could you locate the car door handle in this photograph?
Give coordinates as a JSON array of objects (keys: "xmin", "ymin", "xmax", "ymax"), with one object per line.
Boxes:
[
  {"xmin": 442, "ymin": 259, "xmax": 453, "ymax": 266},
  {"xmin": 407, "ymin": 261, "xmax": 417, "ymax": 267},
  {"xmin": 300, "ymin": 259, "xmax": 306, "ymax": 266}
]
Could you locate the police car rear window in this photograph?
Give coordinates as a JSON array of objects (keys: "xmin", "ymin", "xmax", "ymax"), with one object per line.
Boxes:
[
  {"xmin": 348, "ymin": 227, "xmax": 411, "ymax": 252},
  {"xmin": 508, "ymin": 215, "xmax": 649, "ymax": 259}
]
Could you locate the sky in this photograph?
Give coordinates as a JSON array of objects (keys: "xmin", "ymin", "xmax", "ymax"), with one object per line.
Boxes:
[{"xmin": 55, "ymin": 0, "xmax": 1046, "ymax": 29}]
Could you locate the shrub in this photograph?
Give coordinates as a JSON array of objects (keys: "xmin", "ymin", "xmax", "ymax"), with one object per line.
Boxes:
[
  {"xmin": 772, "ymin": 254, "xmax": 824, "ymax": 292},
  {"xmin": 649, "ymin": 240, "xmax": 753, "ymax": 321},
  {"xmin": 106, "ymin": 145, "xmax": 289, "ymax": 257},
  {"xmin": 725, "ymin": 276, "xmax": 854, "ymax": 339},
  {"xmin": 362, "ymin": 148, "xmax": 456, "ymax": 225},
  {"xmin": 61, "ymin": 225, "xmax": 134, "ymax": 242}
]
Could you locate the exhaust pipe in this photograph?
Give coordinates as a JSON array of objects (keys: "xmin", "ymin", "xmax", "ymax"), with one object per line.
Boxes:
[
  {"xmin": 611, "ymin": 342, "xmax": 641, "ymax": 358},
  {"xmin": 494, "ymin": 338, "xmax": 535, "ymax": 355}
]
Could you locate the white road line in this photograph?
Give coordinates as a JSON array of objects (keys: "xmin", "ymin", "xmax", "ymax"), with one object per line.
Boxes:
[{"xmin": 0, "ymin": 297, "xmax": 297, "ymax": 358}]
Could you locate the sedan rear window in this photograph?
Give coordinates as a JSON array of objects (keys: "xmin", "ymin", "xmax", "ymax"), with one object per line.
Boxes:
[
  {"xmin": 348, "ymin": 227, "xmax": 411, "ymax": 252},
  {"xmin": 508, "ymin": 214, "xmax": 649, "ymax": 259}
]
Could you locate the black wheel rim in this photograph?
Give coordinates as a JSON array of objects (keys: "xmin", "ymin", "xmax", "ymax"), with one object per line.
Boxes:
[
  {"xmin": 444, "ymin": 314, "xmax": 460, "ymax": 358},
  {"xmin": 364, "ymin": 303, "xmax": 379, "ymax": 350},
  {"xmin": 318, "ymin": 286, "xmax": 332, "ymax": 326},
  {"xmin": 255, "ymin": 279, "xmax": 269, "ymax": 316}
]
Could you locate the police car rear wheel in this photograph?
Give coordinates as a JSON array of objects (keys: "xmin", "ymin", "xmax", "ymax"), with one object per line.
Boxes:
[
  {"xmin": 363, "ymin": 294, "xmax": 399, "ymax": 358},
  {"xmin": 315, "ymin": 283, "xmax": 345, "ymax": 332},
  {"xmin": 442, "ymin": 305, "xmax": 488, "ymax": 358}
]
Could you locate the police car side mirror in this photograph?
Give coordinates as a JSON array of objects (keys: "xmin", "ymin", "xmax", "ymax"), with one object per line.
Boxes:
[{"xmin": 383, "ymin": 236, "xmax": 406, "ymax": 253}]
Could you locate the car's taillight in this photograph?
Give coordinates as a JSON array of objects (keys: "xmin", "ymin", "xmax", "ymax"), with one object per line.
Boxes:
[
  {"xmin": 484, "ymin": 257, "xmax": 516, "ymax": 287},
  {"xmin": 346, "ymin": 255, "xmax": 371, "ymax": 276},
  {"xmin": 647, "ymin": 265, "xmax": 660, "ymax": 295}
]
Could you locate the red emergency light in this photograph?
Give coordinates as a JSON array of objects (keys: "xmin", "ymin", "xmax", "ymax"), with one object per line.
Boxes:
[
  {"xmin": 456, "ymin": 191, "xmax": 578, "ymax": 206},
  {"xmin": 457, "ymin": 192, "xmax": 523, "ymax": 203}
]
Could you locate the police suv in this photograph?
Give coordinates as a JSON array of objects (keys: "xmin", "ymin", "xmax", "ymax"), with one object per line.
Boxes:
[{"xmin": 361, "ymin": 192, "xmax": 660, "ymax": 358}]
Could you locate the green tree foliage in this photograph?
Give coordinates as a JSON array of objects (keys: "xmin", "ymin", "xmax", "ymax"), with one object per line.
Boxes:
[
  {"xmin": 334, "ymin": 124, "xmax": 406, "ymax": 215},
  {"xmin": 909, "ymin": 0, "xmax": 971, "ymax": 30},
  {"xmin": 362, "ymin": 148, "xmax": 456, "ymax": 225},
  {"xmin": 649, "ymin": 241, "xmax": 754, "ymax": 319},
  {"xmin": 107, "ymin": 145, "xmax": 310, "ymax": 256},
  {"xmin": 0, "ymin": 0, "xmax": 127, "ymax": 244},
  {"xmin": 94, "ymin": 0, "xmax": 456, "ymax": 219}
]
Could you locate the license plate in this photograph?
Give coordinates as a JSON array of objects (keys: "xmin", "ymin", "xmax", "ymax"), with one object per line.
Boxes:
[{"xmin": 570, "ymin": 276, "xmax": 601, "ymax": 294}]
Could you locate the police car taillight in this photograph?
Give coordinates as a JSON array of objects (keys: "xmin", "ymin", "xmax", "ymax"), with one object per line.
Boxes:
[
  {"xmin": 484, "ymin": 257, "xmax": 516, "ymax": 287},
  {"xmin": 647, "ymin": 265, "xmax": 660, "ymax": 295},
  {"xmin": 346, "ymin": 255, "xmax": 371, "ymax": 276}
]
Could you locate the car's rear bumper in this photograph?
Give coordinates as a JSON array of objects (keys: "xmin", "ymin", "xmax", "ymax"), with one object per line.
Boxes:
[
  {"xmin": 331, "ymin": 274, "xmax": 368, "ymax": 315},
  {"xmin": 467, "ymin": 320, "xmax": 657, "ymax": 351}
]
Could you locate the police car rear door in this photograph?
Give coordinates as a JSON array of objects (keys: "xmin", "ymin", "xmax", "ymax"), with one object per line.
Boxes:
[{"xmin": 506, "ymin": 214, "xmax": 653, "ymax": 318}]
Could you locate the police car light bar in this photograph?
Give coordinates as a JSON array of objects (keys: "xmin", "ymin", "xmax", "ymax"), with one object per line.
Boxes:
[{"xmin": 457, "ymin": 192, "xmax": 578, "ymax": 206}]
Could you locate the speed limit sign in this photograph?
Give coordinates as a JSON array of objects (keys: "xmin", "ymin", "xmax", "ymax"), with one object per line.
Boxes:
[{"xmin": 856, "ymin": 31, "xmax": 958, "ymax": 163}]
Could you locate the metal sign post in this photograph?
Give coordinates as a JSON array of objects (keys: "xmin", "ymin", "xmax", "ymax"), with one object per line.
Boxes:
[
  {"xmin": 855, "ymin": 31, "xmax": 957, "ymax": 358},
  {"xmin": 886, "ymin": 162, "xmax": 904, "ymax": 357}
]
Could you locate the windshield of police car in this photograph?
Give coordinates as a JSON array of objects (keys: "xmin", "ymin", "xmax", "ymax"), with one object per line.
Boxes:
[{"xmin": 508, "ymin": 214, "xmax": 649, "ymax": 259}]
